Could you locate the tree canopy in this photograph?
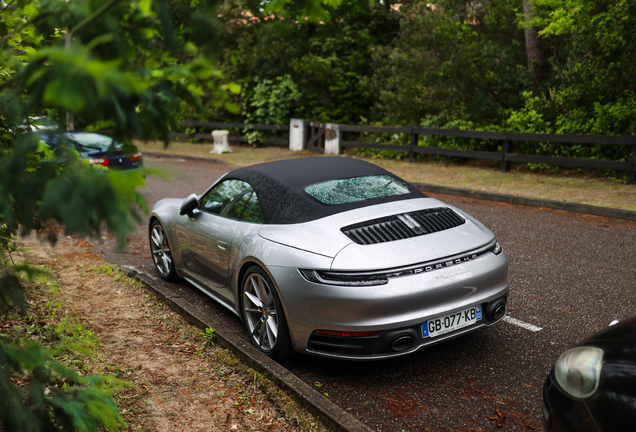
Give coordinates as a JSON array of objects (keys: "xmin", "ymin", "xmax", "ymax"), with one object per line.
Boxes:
[
  {"xmin": 0, "ymin": 0, "xmax": 238, "ymax": 429},
  {"xmin": 197, "ymin": 0, "xmax": 634, "ymax": 162},
  {"xmin": 5, "ymin": 0, "xmax": 634, "ymax": 158}
]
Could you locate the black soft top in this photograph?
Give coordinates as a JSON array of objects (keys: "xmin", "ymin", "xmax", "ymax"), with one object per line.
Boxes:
[{"xmin": 226, "ymin": 157, "xmax": 426, "ymax": 224}]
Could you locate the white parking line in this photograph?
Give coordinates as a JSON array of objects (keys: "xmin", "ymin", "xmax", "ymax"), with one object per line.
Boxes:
[{"xmin": 503, "ymin": 316, "xmax": 543, "ymax": 332}]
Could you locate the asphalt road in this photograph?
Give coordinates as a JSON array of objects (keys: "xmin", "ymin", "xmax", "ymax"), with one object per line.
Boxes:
[{"xmin": 97, "ymin": 156, "xmax": 636, "ymax": 432}]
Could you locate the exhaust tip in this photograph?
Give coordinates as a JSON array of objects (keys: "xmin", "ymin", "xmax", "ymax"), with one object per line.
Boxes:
[
  {"xmin": 390, "ymin": 335, "xmax": 415, "ymax": 352},
  {"xmin": 492, "ymin": 304, "xmax": 506, "ymax": 321}
]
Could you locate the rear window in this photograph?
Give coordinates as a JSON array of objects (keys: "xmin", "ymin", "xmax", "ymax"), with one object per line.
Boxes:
[
  {"xmin": 67, "ymin": 133, "xmax": 121, "ymax": 152},
  {"xmin": 304, "ymin": 175, "xmax": 410, "ymax": 205}
]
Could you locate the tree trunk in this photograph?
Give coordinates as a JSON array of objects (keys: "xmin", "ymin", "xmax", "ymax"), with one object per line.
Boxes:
[
  {"xmin": 522, "ymin": 0, "xmax": 543, "ymax": 93},
  {"xmin": 65, "ymin": 29, "xmax": 75, "ymax": 131}
]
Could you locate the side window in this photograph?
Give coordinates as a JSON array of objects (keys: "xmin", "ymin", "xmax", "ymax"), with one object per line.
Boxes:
[
  {"xmin": 241, "ymin": 192, "xmax": 264, "ymax": 223},
  {"xmin": 221, "ymin": 189, "xmax": 253, "ymax": 220},
  {"xmin": 200, "ymin": 180, "xmax": 253, "ymax": 220}
]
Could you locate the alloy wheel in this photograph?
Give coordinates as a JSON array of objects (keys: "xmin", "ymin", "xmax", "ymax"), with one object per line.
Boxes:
[
  {"xmin": 243, "ymin": 273, "xmax": 279, "ymax": 352},
  {"xmin": 150, "ymin": 224, "xmax": 173, "ymax": 277}
]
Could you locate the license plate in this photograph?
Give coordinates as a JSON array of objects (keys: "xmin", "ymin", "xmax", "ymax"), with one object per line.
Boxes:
[{"xmin": 422, "ymin": 305, "xmax": 482, "ymax": 338}]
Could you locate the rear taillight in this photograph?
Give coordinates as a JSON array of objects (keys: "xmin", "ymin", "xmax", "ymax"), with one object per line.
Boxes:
[
  {"xmin": 314, "ymin": 330, "xmax": 378, "ymax": 337},
  {"xmin": 299, "ymin": 269, "xmax": 388, "ymax": 286},
  {"xmin": 89, "ymin": 158, "xmax": 109, "ymax": 166},
  {"xmin": 130, "ymin": 151, "xmax": 143, "ymax": 161}
]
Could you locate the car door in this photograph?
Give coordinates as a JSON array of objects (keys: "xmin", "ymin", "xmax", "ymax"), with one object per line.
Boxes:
[{"xmin": 177, "ymin": 179, "xmax": 255, "ymax": 302}]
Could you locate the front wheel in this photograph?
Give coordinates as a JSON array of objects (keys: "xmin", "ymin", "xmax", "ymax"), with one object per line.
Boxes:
[
  {"xmin": 241, "ymin": 266, "xmax": 292, "ymax": 360},
  {"xmin": 149, "ymin": 220, "xmax": 178, "ymax": 281}
]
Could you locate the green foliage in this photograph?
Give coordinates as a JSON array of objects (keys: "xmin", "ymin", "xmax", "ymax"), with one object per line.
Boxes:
[
  {"xmin": 241, "ymin": 75, "xmax": 301, "ymax": 144},
  {"xmin": 519, "ymin": 0, "xmax": 636, "ymax": 131},
  {"xmin": 194, "ymin": 0, "xmax": 634, "ymax": 170},
  {"xmin": 501, "ymin": 0, "xmax": 635, "ymax": 163},
  {"xmin": 0, "ymin": 0, "xmax": 234, "ymax": 292},
  {"xmin": 348, "ymin": 0, "xmax": 634, "ymax": 165},
  {"xmin": 0, "ymin": 267, "xmax": 133, "ymax": 432},
  {"xmin": 364, "ymin": 0, "xmax": 529, "ymax": 127},
  {"xmin": 526, "ymin": 0, "xmax": 598, "ymax": 36},
  {"xmin": 264, "ymin": 0, "xmax": 345, "ymax": 23},
  {"xmin": 1, "ymin": 0, "xmax": 232, "ymax": 143},
  {"xmin": 350, "ymin": 130, "xmax": 411, "ymax": 160},
  {"xmin": 0, "ymin": 341, "xmax": 127, "ymax": 432},
  {"xmin": 200, "ymin": 327, "xmax": 216, "ymax": 346},
  {"xmin": 207, "ymin": 0, "xmax": 397, "ymax": 124},
  {"xmin": 243, "ymin": 75, "xmax": 301, "ymax": 126},
  {"xmin": 0, "ymin": 0, "xmax": 239, "ymax": 429},
  {"xmin": 0, "ymin": 265, "xmax": 28, "ymax": 317},
  {"xmin": 0, "ymin": 251, "xmax": 45, "ymax": 319},
  {"xmin": 0, "ymin": 0, "xmax": 232, "ymax": 250}
]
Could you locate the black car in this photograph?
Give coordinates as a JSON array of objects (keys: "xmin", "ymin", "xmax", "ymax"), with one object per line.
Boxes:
[
  {"xmin": 40, "ymin": 132, "xmax": 143, "ymax": 170},
  {"xmin": 543, "ymin": 316, "xmax": 636, "ymax": 431}
]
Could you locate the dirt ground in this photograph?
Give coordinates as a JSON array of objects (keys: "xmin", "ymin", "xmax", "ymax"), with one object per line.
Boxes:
[{"xmin": 21, "ymin": 234, "xmax": 328, "ymax": 432}]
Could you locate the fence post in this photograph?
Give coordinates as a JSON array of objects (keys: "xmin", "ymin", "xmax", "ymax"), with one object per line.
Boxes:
[
  {"xmin": 325, "ymin": 123, "xmax": 340, "ymax": 155},
  {"xmin": 409, "ymin": 129, "xmax": 417, "ymax": 163},
  {"xmin": 289, "ymin": 119, "xmax": 306, "ymax": 151},
  {"xmin": 628, "ymin": 143, "xmax": 636, "ymax": 185},
  {"xmin": 500, "ymin": 133, "xmax": 510, "ymax": 173}
]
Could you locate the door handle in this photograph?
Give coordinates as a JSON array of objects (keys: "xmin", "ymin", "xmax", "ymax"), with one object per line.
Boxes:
[{"xmin": 216, "ymin": 240, "xmax": 227, "ymax": 250}]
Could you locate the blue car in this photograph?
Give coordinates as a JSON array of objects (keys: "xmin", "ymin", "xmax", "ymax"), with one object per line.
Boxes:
[{"xmin": 40, "ymin": 132, "xmax": 143, "ymax": 170}]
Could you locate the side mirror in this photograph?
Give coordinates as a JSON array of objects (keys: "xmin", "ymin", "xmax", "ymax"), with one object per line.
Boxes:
[
  {"xmin": 203, "ymin": 199, "xmax": 223, "ymax": 214},
  {"xmin": 179, "ymin": 193, "xmax": 199, "ymax": 217}
]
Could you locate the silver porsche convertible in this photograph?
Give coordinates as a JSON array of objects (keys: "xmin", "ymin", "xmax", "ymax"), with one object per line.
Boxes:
[{"xmin": 148, "ymin": 157, "xmax": 509, "ymax": 360}]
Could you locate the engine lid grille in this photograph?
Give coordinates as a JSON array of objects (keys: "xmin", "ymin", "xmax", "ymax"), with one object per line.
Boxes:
[{"xmin": 341, "ymin": 207, "xmax": 465, "ymax": 245}]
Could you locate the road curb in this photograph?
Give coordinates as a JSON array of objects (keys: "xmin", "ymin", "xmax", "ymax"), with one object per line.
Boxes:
[
  {"xmin": 145, "ymin": 152, "xmax": 636, "ymax": 222},
  {"xmin": 119, "ymin": 266, "xmax": 372, "ymax": 432},
  {"xmin": 144, "ymin": 152, "xmax": 231, "ymax": 165},
  {"xmin": 414, "ymin": 183, "xmax": 636, "ymax": 222}
]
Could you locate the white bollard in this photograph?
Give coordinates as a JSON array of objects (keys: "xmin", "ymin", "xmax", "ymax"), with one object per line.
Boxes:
[
  {"xmin": 211, "ymin": 130, "xmax": 232, "ymax": 154},
  {"xmin": 289, "ymin": 119, "xmax": 305, "ymax": 151},
  {"xmin": 324, "ymin": 123, "xmax": 340, "ymax": 155}
]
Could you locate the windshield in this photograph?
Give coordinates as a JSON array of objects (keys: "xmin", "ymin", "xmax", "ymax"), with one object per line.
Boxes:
[
  {"xmin": 304, "ymin": 175, "xmax": 410, "ymax": 205},
  {"xmin": 67, "ymin": 133, "xmax": 121, "ymax": 152}
]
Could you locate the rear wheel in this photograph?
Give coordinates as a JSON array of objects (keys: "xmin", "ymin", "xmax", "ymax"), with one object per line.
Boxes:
[
  {"xmin": 241, "ymin": 266, "xmax": 292, "ymax": 360},
  {"xmin": 149, "ymin": 220, "xmax": 178, "ymax": 281}
]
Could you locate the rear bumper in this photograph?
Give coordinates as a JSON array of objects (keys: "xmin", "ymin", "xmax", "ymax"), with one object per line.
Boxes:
[
  {"xmin": 270, "ymin": 249, "xmax": 510, "ymax": 359},
  {"xmin": 107, "ymin": 158, "xmax": 143, "ymax": 170},
  {"xmin": 304, "ymin": 294, "xmax": 508, "ymax": 359}
]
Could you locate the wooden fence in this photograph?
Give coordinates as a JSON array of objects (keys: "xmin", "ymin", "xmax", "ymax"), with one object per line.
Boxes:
[
  {"xmin": 176, "ymin": 121, "xmax": 289, "ymax": 147},
  {"xmin": 172, "ymin": 120, "xmax": 636, "ymax": 185},
  {"xmin": 306, "ymin": 122, "xmax": 636, "ymax": 185}
]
